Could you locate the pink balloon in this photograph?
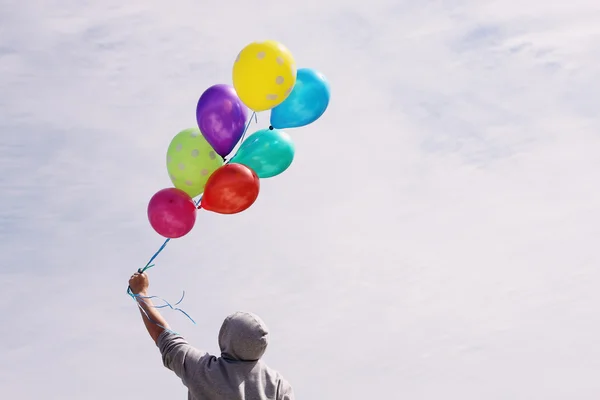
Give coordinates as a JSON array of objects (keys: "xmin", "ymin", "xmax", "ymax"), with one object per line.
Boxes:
[{"xmin": 147, "ymin": 188, "xmax": 197, "ymax": 238}]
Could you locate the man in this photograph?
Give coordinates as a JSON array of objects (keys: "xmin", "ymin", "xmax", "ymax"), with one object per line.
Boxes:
[{"xmin": 129, "ymin": 272, "xmax": 295, "ymax": 400}]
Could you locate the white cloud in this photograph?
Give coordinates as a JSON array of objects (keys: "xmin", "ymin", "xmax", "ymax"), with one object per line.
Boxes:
[{"xmin": 1, "ymin": 0, "xmax": 600, "ymax": 399}]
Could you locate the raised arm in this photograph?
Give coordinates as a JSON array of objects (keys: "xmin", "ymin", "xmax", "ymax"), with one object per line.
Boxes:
[
  {"xmin": 129, "ymin": 272, "xmax": 170, "ymax": 344},
  {"xmin": 128, "ymin": 273, "xmax": 208, "ymax": 385}
]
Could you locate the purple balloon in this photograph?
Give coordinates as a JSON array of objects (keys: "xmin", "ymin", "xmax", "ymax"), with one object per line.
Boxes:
[{"xmin": 196, "ymin": 84, "xmax": 248, "ymax": 157}]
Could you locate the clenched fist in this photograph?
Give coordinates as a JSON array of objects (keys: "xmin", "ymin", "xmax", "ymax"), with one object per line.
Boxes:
[{"xmin": 129, "ymin": 272, "xmax": 149, "ymax": 295}]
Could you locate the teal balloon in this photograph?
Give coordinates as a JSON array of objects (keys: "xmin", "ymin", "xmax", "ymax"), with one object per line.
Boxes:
[
  {"xmin": 270, "ymin": 68, "xmax": 330, "ymax": 129},
  {"xmin": 230, "ymin": 128, "xmax": 295, "ymax": 178}
]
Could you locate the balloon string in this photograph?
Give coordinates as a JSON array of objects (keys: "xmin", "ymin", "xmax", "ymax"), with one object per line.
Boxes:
[
  {"xmin": 127, "ymin": 112, "xmax": 259, "ymax": 328},
  {"xmin": 133, "ymin": 295, "xmax": 186, "ymax": 336},
  {"xmin": 133, "ymin": 291, "xmax": 197, "ymax": 325}
]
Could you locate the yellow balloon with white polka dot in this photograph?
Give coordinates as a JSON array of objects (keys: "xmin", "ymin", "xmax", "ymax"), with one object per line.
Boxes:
[{"xmin": 232, "ymin": 40, "xmax": 297, "ymax": 112}]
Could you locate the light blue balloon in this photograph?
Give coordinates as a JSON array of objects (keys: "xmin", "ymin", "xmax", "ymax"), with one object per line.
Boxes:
[
  {"xmin": 270, "ymin": 68, "xmax": 331, "ymax": 129},
  {"xmin": 230, "ymin": 128, "xmax": 295, "ymax": 178}
]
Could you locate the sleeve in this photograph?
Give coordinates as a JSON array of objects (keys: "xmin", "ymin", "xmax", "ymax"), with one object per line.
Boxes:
[
  {"xmin": 278, "ymin": 379, "xmax": 295, "ymax": 400},
  {"xmin": 156, "ymin": 330, "xmax": 209, "ymax": 386}
]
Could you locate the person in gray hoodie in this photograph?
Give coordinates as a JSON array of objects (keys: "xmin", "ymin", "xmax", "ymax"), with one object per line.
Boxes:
[{"xmin": 129, "ymin": 272, "xmax": 295, "ymax": 400}]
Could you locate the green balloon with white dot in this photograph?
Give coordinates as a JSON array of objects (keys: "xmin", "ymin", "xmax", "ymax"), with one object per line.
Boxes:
[{"xmin": 166, "ymin": 128, "xmax": 223, "ymax": 198}]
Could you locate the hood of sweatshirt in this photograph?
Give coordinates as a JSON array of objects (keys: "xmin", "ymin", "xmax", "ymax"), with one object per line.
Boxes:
[{"xmin": 218, "ymin": 311, "xmax": 269, "ymax": 361}]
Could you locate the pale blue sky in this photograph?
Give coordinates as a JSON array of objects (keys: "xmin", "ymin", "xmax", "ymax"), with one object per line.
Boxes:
[{"xmin": 2, "ymin": 0, "xmax": 600, "ymax": 399}]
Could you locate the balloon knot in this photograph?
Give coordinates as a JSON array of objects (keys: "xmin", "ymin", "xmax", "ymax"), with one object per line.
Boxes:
[{"xmin": 268, "ymin": 126, "xmax": 273, "ymax": 130}]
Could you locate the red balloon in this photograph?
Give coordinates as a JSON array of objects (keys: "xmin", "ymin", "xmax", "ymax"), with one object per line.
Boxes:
[
  {"xmin": 201, "ymin": 163, "xmax": 260, "ymax": 214},
  {"xmin": 147, "ymin": 188, "xmax": 197, "ymax": 238}
]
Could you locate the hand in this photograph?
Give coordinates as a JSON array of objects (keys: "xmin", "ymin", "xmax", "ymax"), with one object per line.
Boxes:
[{"xmin": 129, "ymin": 272, "xmax": 149, "ymax": 296}]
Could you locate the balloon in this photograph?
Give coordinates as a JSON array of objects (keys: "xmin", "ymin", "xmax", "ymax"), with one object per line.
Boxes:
[
  {"xmin": 167, "ymin": 128, "xmax": 223, "ymax": 198},
  {"xmin": 147, "ymin": 188, "xmax": 197, "ymax": 238},
  {"xmin": 232, "ymin": 40, "xmax": 296, "ymax": 112},
  {"xmin": 270, "ymin": 68, "xmax": 330, "ymax": 129},
  {"xmin": 201, "ymin": 163, "xmax": 260, "ymax": 214},
  {"xmin": 230, "ymin": 128, "xmax": 295, "ymax": 178},
  {"xmin": 196, "ymin": 84, "xmax": 248, "ymax": 158}
]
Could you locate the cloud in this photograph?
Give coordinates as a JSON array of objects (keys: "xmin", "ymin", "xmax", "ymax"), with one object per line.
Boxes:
[{"xmin": 1, "ymin": 0, "xmax": 600, "ymax": 399}]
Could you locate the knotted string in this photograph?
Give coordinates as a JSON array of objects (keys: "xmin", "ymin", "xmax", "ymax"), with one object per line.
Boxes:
[{"xmin": 127, "ymin": 111, "xmax": 258, "ymax": 330}]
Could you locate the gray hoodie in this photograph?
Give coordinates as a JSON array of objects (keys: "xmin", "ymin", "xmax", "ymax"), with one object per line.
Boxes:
[{"xmin": 157, "ymin": 311, "xmax": 294, "ymax": 400}]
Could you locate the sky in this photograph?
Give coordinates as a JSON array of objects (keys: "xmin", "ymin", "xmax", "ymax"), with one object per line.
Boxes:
[{"xmin": 1, "ymin": 0, "xmax": 600, "ymax": 398}]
